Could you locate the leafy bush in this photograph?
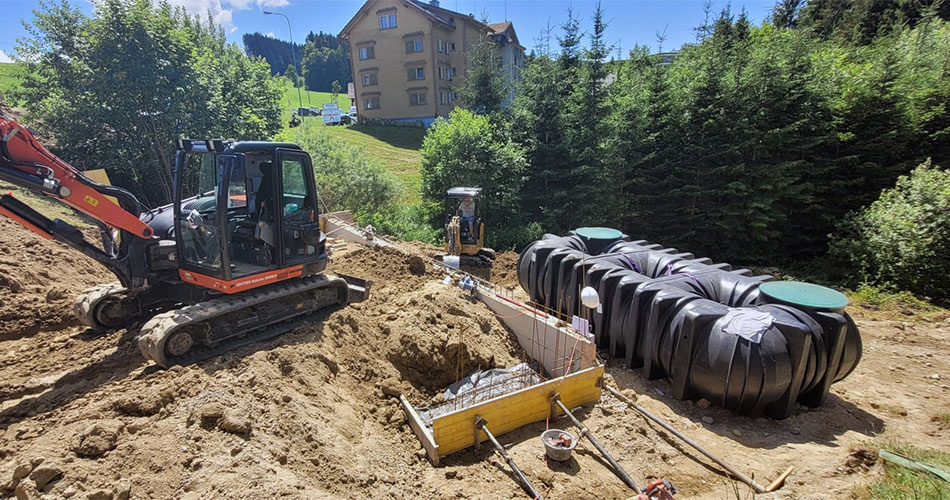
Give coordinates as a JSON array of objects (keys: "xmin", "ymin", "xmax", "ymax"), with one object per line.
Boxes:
[
  {"xmin": 278, "ymin": 120, "xmax": 400, "ymax": 215},
  {"xmin": 421, "ymin": 109, "xmax": 538, "ymax": 249},
  {"xmin": 831, "ymin": 160, "xmax": 950, "ymax": 302},
  {"xmin": 357, "ymin": 201, "xmax": 442, "ymax": 245}
]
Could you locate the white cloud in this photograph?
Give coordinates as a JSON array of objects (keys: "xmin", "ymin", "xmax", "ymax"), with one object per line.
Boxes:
[
  {"xmin": 254, "ymin": 0, "xmax": 290, "ymax": 8},
  {"xmin": 265, "ymin": 31, "xmax": 276, "ymax": 38},
  {"xmin": 0, "ymin": 50, "xmax": 12, "ymax": 64},
  {"xmin": 230, "ymin": 0, "xmax": 289, "ymax": 9},
  {"xmin": 163, "ymin": 0, "xmax": 287, "ymax": 34}
]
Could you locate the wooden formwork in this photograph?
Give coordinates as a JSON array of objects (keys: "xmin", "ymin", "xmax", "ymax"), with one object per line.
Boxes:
[{"xmin": 403, "ymin": 284, "xmax": 603, "ymax": 466}]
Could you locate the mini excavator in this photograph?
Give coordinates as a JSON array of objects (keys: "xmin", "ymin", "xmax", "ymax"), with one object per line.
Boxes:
[
  {"xmin": 0, "ymin": 117, "xmax": 369, "ymax": 367},
  {"xmin": 443, "ymin": 187, "xmax": 495, "ymax": 268}
]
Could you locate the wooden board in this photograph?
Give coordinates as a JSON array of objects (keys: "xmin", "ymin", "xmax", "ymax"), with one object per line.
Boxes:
[
  {"xmin": 400, "ymin": 395, "xmax": 440, "ymax": 466},
  {"xmin": 82, "ymin": 169, "xmax": 119, "ymax": 206},
  {"xmin": 430, "ymin": 365, "xmax": 604, "ymax": 457},
  {"xmin": 476, "ymin": 290, "xmax": 596, "ymax": 376}
]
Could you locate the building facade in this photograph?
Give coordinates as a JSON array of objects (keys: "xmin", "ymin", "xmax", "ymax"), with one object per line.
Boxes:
[{"xmin": 339, "ymin": 0, "xmax": 523, "ymax": 126}]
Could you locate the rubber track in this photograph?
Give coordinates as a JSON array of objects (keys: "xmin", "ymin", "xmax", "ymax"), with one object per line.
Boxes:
[
  {"xmin": 136, "ymin": 274, "xmax": 347, "ymax": 368},
  {"xmin": 73, "ymin": 281, "xmax": 127, "ymax": 332}
]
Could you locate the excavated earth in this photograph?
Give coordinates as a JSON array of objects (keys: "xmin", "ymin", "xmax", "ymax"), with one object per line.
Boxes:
[{"xmin": 0, "ymin": 211, "xmax": 948, "ymax": 500}]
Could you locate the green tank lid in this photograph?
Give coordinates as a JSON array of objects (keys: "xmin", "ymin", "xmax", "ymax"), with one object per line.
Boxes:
[
  {"xmin": 760, "ymin": 281, "xmax": 849, "ymax": 311},
  {"xmin": 575, "ymin": 227, "xmax": 623, "ymax": 240}
]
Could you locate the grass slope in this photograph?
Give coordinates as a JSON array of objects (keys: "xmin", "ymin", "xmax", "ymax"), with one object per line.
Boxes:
[
  {"xmin": 278, "ymin": 80, "xmax": 351, "ymax": 126},
  {"xmin": 323, "ymin": 124, "xmax": 425, "ymax": 200}
]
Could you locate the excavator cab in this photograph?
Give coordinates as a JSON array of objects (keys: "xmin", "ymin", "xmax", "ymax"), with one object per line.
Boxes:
[
  {"xmin": 169, "ymin": 140, "xmax": 327, "ymax": 291},
  {"xmin": 443, "ymin": 187, "xmax": 495, "ymax": 268}
]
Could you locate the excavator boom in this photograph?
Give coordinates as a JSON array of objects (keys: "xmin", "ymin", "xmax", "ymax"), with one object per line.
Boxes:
[{"xmin": 0, "ymin": 117, "xmax": 154, "ymax": 239}]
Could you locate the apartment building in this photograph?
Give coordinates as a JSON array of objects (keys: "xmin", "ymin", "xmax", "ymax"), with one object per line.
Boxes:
[{"xmin": 339, "ymin": 0, "xmax": 523, "ymax": 126}]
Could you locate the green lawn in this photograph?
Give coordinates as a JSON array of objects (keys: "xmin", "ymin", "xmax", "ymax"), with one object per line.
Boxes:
[
  {"xmin": 276, "ymin": 78, "xmax": 427, "ymax": 201},
  {"xmin": 0, "ymin": 62, "xmax": 24, "ymax": 106},
  {"xmin": 323, "ymin": 124, "xmax": 426, "ymax": 200},
  {"xmin": 278, "ymin": 80, "xmax": 351, "ymax": 127}
]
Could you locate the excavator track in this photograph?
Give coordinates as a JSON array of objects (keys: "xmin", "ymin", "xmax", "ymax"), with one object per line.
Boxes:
[
  {"xmin": 136, "ymin": 274, "xmax": 360, "ymax": 368},
  {"xmin": 73, "ymin": 282, "xmax": 138, "ymax": 332}
]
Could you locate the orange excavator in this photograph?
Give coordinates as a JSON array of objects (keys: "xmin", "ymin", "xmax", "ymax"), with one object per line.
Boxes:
[{"xmin": 0, "ymin": 116, "xmax": 369, "ymax": 367}]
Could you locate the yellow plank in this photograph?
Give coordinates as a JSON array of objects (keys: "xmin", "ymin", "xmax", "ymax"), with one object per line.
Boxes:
[
  {"xmin": 431, "ymin": 365, "xmax": 604, "ymax": 456},
  {"xmin": 400, "ymin": 395, "xmax": 440, "ymax": 466},
  {"xmin": 82, "ymin": 169, "xmax": 119, "ymax": 206}
]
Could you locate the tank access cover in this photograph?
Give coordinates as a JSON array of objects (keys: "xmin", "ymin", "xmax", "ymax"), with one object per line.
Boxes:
[
  {"xmin": 574, "ymin": 227, "xmax": 624, "ymax": 240},
  {"xmin": 759, "ymin": 281, "xmax": 849, "ymax": 312}
]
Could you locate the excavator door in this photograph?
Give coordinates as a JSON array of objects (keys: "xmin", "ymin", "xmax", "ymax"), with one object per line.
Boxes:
[{"xmin": 273, "ymin": 148, "xmax": 323, "ymax": 266}]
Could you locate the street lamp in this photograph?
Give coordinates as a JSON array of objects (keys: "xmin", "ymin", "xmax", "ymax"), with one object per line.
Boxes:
[{"xmin": 264, "ymin": 11, "xmax": 303, "ymax": 114}]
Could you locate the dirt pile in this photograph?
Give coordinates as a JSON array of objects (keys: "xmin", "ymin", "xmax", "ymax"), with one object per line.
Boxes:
[
  {"xmin": 0, "ymin": 241, "xmax": 533, "ymax": 499},
  {"xmin": 490, "ymin": 251, "xmax": 520, "ymax": 290},
  {"xmin": 0, "ymin": 216, "xmax": 113, "ymax": 338}
]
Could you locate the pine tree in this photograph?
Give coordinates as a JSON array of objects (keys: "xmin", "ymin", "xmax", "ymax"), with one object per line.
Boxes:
[
  {"xmin": 455, "ymin": 31, "xmax": 508, "ymax": 115},
  {"xmin": 285, "ymin": 64, "xmax": 300, "ymax": 87}
]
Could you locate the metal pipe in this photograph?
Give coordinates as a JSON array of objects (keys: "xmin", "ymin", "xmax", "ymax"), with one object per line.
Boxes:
[
  {"xmin": 605, "ymin": 386, "xmax": 769, "ymax": 494},
  {"xmin": 553, "ymin": 398, "xmax": 640, "ymax": 492},
  {"xmin": 475, "ymin": 417, "xmax": 543, "ymax": 500}
]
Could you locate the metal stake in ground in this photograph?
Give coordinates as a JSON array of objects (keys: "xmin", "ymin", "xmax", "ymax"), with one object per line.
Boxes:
[
  {"xmin": 550, "ymin": 395, "xmax": 641, "ymax": 492},
  {"xmin": 605, "ymin": 386, "xmax": 793, "ymax": 494},
  {"xmin": 475, "ymin": 416, "xmax": 544, "ymax": 500}
]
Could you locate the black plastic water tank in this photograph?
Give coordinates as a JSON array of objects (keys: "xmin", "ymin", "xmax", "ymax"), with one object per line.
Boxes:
[{"xmin": 515, "ymin": 230, "xmax": 864, "ymax": 418}]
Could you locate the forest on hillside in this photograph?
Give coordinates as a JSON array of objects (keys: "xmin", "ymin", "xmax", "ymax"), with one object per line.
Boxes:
[
  {"xmin": 243, "ymin": 31, "xmax": 351, "ymax": 92},
  {"xmin": 416, "ymin": 0, "xmax": 950, "ymax": 301}
]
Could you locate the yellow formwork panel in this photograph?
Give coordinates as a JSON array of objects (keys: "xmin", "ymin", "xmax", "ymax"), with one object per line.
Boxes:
[{"xmin": 430, "ymin": 364, "xmax": 604, "ymax": 457}]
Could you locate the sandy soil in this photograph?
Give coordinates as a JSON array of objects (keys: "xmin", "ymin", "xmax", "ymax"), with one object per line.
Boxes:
[{"xmin": 0, "ymin": 219, "xmax": 947, "ymax": 500}]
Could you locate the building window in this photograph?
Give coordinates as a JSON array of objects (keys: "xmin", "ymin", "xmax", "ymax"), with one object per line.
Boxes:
[
  {"xmin": 407, "ymin": 67, "xmax": 425, "ymax": 81},
  {"xmin": 410, "ymin": 93, "xmax": 427, "ymax": 105},
  {"xmin": 359, "ymin": 46, "xmax": 375, "ymax": 60},
  {"xmin": 438, "ymin": 67, "xmax": 444, "ymax": 80},
  {"xmin": 405, "ymin": 39, "xmax": 423, "ymax": 53},
  {"xmin": 437, "ymin": 39, "xmax": 444, "ymax": 53},
  {"xmin": 379, "ymin": 14, "xmax": 396, "ymax": 30},
  {"xmin": 362, "ymin": 73, "xmax": 377, "ymax": 86},
  {"xmin": 439, "ymin": 91, "xmax": 446, "ymax": 104},
  {"xmin": 364, "ymin": 97, "xmax": 380, "ymax": 109},
  {"xmin": 449, "ymin": 42, "xmax": 456, "ymax": 52}
]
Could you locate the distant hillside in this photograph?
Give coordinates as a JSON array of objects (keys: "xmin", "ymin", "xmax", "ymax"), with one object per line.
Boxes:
[
  {"xmin": 243, "ymin": 32, "xmax": 303, "ymax": 76},
  {"xmin": 244, "ymin": 31, "xmax": 351, "ymax": 92}
]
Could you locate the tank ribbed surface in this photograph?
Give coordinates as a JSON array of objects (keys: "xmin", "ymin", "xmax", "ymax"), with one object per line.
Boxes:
[{"xmin": 516, "ymin": 231, "xmax": 862, "ymax": 418}]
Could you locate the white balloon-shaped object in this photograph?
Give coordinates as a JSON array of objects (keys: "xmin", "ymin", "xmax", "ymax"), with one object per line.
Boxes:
[{"xmin": 580, "ymin": 286, "xmax": 600, "ymax": 308}]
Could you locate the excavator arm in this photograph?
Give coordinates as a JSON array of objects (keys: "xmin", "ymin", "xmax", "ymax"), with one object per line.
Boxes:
[{"xmin": 0, "ymin": 117, "xmax": 157, "ymax": 287}]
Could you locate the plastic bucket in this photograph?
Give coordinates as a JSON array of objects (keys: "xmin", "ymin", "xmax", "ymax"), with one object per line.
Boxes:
[{"xmin": 541, "ymin": 429, "xmax": 577, "ymax": 462}]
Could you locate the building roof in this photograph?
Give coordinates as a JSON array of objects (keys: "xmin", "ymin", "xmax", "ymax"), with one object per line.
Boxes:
[
  {"xmin": 487, "ymin": 21, "xmax": 521, "ymax": 49},
  {"xmin": 339, "ymin": 0, "xmax": 490, "ymax": 39},
  {"xmin": 487, "ymin": 21, "xmax": 510, "ymax": 34}
]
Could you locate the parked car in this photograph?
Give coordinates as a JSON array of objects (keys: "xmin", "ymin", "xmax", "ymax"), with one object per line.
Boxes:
[{"xmin": 292, "ymin": 107, "xmax": 321, "ymax": 117}]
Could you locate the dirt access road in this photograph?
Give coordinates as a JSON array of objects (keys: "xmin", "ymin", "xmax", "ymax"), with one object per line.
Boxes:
[{"xmin": 0, "ymin": 213, "xmax": 947, "ymax": 500}]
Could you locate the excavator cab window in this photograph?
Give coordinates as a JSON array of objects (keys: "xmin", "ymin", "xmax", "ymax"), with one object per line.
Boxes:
[
  {"xmin": 176, "ymin": 152, "xmax": 223, "ymax": 272},
  {"xmin": 275, "ymin": 149, "xmax": 320, "ymax": 265}
]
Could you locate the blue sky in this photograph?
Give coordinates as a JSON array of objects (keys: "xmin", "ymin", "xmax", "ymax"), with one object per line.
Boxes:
[{"xmin": 0, "ymin": 0, "xmax": 777, "ymax": 63}]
